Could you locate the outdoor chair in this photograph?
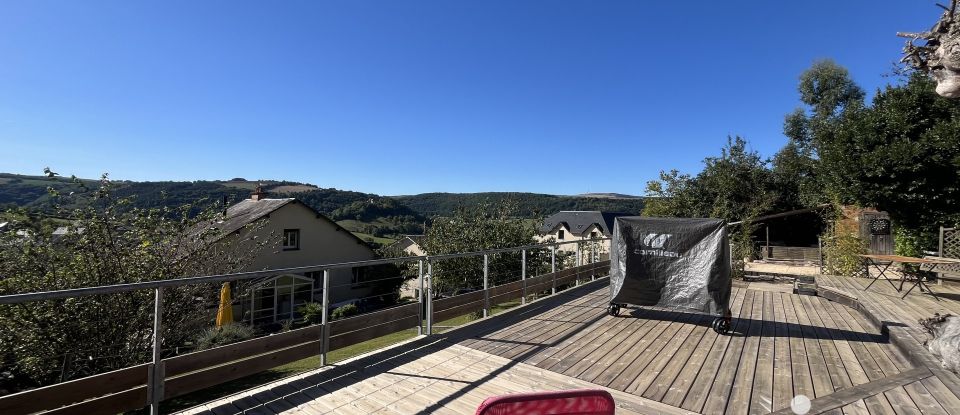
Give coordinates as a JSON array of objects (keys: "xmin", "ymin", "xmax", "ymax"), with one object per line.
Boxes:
[{"xmin": 474, "ymin": 389, "xmax": 616, "ymax": 415}]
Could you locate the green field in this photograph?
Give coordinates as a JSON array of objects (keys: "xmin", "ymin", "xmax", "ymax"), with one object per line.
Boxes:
[{"xmin": 336, "ymin": 219, "xmax": 402, "ymax": 245}]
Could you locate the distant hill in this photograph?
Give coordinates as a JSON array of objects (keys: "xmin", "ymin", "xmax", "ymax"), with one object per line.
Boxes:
[
  {"xmin": 392, "ymin": 192, "xmax": 645, "ymax": 218},
  {"xmin": 575, "ymin": 193, "xmax": 643, "ymax": 199},
  {"xmin": 0, "ymin": 173, "xmax": 645, "ymax": 239}
]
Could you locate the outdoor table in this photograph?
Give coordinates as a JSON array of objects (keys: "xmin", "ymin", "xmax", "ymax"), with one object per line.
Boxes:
[{"xmin": 860, "ymin": 254, "xmax": 953, "ymax": 300}]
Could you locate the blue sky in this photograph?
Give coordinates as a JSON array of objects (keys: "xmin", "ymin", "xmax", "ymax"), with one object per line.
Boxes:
[{"xmin": 0, "ymin": 1, "xmax": 940, "ymax": 196}]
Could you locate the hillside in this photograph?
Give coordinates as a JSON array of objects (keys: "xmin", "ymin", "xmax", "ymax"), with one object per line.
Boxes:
[
  {"xmin": 0, "ymin": 174, "xmax": 645, "ymax": 241},
  {"xmin": 392, "ymin": 192, "xmax": 645, "ymax": 218}
]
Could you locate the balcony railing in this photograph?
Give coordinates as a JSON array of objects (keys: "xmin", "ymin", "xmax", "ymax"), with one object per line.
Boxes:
[{"xmin": 0, "ymin": 238, "xmax": 611, "ymax": 415}]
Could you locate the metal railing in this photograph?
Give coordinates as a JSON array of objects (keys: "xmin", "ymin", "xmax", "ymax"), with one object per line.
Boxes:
[{"xmin": 0, "ymin": 237, "xmax": 611, "ymax": 415}]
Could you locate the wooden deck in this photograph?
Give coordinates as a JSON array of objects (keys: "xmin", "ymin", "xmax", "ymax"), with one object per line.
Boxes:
[
  {"xmin": 182, "ymin": 278, "xmax": 960, "ymax": 415},
  {"xmin": 817, "ymin": 274, "xmax": 960, "ymax": 352},
  {"xmin": 816, "ymin": 274, "xmax": 960, "ymax": 412}
]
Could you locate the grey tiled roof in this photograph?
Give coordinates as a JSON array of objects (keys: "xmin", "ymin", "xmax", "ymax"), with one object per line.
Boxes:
[
  {"xmin": 217, "ymin": 198, "xmax": 296, "ymax": 236},
  {"xmin": 539, "ymin": 211, "xmax": 631, "ymax": 237}
]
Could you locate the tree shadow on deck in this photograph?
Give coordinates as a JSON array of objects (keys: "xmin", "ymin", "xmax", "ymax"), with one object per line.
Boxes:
[
  {"xmin": 198, "ymin": 285, "xmax": 610, "ymax": 415},
  {"xmin": 613, "ymin": 307, "xmax": 890, "ymax": 343},
  {"xmin": 196, "ymin": 282, "xmax": 893, "ymax": 415}
]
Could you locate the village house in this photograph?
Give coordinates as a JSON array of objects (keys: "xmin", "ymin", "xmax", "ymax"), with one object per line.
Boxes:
[
  {"xmin": 386, "ymin": 235, "xmax": 426, "ymax": 257},
  {"xmin": 537, "ymin": 211, "xmax": 630, "ymax": 256},
  {"xmin": 216, "ymin": 187, "xmax": 378, "ymax": 325},
  {"xmin": 384, "ymin": 235, "xmax": 426, "ymax": 299}
]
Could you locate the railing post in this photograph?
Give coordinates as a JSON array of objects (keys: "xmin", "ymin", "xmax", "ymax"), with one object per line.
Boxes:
[
  {"xmin": 521, "ymin": 249, "xmax": 527, "ymax": 305},
  {"xmin": 417, "ymin": 260, "xmax": 424, "ymax": 336},
  {"xmin": 591, "ymin": 242, "xmax": 597, "ymax": 280},
  {"xmin": 426, "ymin": 261, "xmax": 433, "ymax": 335},
  {"xmin": 575, "ymin": 242, "xmax": 582, "ymax": 286},
  {"xmin": 577, "ymin": 242, "xmax": 582, "ymax": 267},
  {"xmin": 551, "ymin": 245, "xmax": 557, "ymax": 295},
  {"xmin": 818, "ymin": 237, "xmax": 824, "ymax": 275},
  {"xmin": 320, "ymin": 269, "xmax": 330, "ymax": 366},
  {"xmin": 940, "ymin": 226, "xmax": 945, "ymax": 257},
  {"xmin": 483, "ymin": 254, "xmax": 489, "ymax": 318},
  {"xmin": 148, "ymin": 287, "xmax": 164, "ymax": 415}
]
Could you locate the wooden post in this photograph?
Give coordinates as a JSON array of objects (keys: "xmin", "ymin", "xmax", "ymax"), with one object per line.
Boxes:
[
  {"xmin": 940, "ymin": 226, "xmax": 945, "ymax": 257},
  {"xmin": 939, "ymin": 226, "xmax": 945, "ymax": 285},
  {"xmin": 818, "ymin": 237, "xmax": 824, "ymax": 275},
  {"xmin": 765, "ymin": 225, "xmax": 770, "ymax": 259}
]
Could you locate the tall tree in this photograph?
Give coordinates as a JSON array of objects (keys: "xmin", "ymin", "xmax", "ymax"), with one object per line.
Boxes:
[
  {"xmin": 644, "ymin": 136, "xmax": 773, "ymax": 223},
  {"xmin": 0, "ymin": 174, "xmax": 270, "ymax": 390},
  {"xmin": 418, "ymin": 201, "xmax": 546, "ymax": 295},
  {"xmin": 777, "ymin": 59, "xmax": 866, "ymax": 209},
  {"xmin": 820, "ymin": 73, "xmax": 960, "ymax": 232}
]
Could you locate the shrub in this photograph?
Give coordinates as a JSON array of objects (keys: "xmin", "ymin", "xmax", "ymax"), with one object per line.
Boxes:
[
  {"xmin": 194, "ymin": 324, "xmax": 256, "ymax": 351},
  {"xmin": 893, "ymin": 225, "xmax": 927, "ymax": 258},
  {"xmin": 331, "ymin": 304, "xmax": 359, "ymax": 320},
  {"xmin": 298, "ymin": 302, "xmax": 324, "ymax": 325},
  {"xmin": 822, "ymin": 216, "xmax": 868, "ymax": 278}
]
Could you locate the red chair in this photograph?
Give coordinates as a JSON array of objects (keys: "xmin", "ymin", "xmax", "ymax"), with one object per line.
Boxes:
[{"xmin": 474, "ymin": 389, "xmax": 616, "ymax": 415}]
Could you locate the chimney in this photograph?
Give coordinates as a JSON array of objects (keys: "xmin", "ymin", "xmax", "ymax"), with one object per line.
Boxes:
[{"xmin": 251, "ymin": 184, "xmax": 268, "ymax": 201}]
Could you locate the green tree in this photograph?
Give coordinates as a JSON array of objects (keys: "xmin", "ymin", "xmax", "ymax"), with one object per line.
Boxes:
[
  {"xmin": 418, "ymin": 202, "xmax": 546, "ymax": 295},
  {"xmin": 770, "ymin": 140, "xmax": 823, "ymax": 210},
  {"xmin": 775, "ymin": 59, "xmax": 866, "ymax": 211},
  {"xmin": 0, "ymin": 174, "xmax": 270, "ymax": 390},
  {"xmin": 784, "ymin": 60, "xmax": 960, "ymax": 249},
  {"xmin": 822, "ymin": 73, "xmax": 960, "ymax": 233},
  {"xmin": 644, "ymin": 136, "xmax": 773, "ymax": 223},
  {"xmin": 642, "ymin": 170, "xmax": 706, "ymax": 218}
]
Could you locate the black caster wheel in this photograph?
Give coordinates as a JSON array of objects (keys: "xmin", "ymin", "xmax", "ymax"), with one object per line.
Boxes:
[
  {"xmin": 712, "ymin": 317, "xmax": 730, "ymax": 335},
  {"xmin": 607, "ymin": 304, "xmax": 621, "ymax": 317}
]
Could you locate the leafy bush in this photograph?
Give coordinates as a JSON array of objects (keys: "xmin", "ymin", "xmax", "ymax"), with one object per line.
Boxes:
[
  {"xmin": 893, "ymin": 225, "xmax": 927, "ymax": 258},
  {"xmin": 0, "ymin": 173, "xmax": 271, "ymax": 388},
  {"xmin": 331, "ymin": 304, "xmax": 359, "ymax": 320},
  {"xmin": 298, "ymin": 302, "xmax": 323, "ymax": 325},
  {"xmin": 194, "ymin": 324, "xmax": 256, "ymax": 351},
  {"xmin": 822, "ymin": 212, "xmax": 868, "ymax": 277}
]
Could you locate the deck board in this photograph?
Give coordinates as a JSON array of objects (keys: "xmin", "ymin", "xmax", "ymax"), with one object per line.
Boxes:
[
  {"xmin": 179, "ymin": 276, "xmax": 960, "ymax": 415},
  {"xmin": 818, "ymin": 274, "xmax": 960, "ymax": 411}
]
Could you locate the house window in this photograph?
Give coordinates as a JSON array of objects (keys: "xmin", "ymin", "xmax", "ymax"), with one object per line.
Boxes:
[
  {"xmin": 590, "ymin": 231, "xmax": 598, "ymax": 239},
  {"xmin": 558, "ymin": 230, "xmax": 565, "ymax": 240},
  {"xmin": 283, "ymin": 229, "xmax": 300, "ymax": 251},
  {"xmin": 351, "ymin": 268, "xmax": 366, "ymax": 285}
]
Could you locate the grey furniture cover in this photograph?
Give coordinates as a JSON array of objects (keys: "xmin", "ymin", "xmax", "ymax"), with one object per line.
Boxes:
[{"xmin": 609, "ymin": 217, "xmax": 730, "ymax": 315}]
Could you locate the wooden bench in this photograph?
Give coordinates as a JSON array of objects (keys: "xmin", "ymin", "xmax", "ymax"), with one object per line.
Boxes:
[{"xmin": 923, "ymin": 255, "xmax": 960, "ymax": 285}]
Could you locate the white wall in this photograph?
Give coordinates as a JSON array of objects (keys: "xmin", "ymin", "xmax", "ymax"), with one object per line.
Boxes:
[{"xmin": 231, "ymin": 201, "xmax": 378, "ymax": 304}]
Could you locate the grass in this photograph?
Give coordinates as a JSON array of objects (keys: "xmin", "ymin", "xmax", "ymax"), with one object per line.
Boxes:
[
  {"xmin": 157, "ymin": 299, "xmax": 524, "ymax": 413},
  {"xmin": 351, "ymin": 231, "xmax": 397, "ymax": 246}
]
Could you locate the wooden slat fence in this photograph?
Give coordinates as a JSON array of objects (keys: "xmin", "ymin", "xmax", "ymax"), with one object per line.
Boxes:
[
  {"xmin": 0, "ymin": 260, "xmax": 610, "ymax": 414},
  {"xmin": 762, "ymin": 245, "xmax": 820, "ymax": 263}
]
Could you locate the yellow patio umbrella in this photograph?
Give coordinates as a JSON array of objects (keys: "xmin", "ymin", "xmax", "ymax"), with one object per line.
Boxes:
[{"xmin": 215, "ymin": 282, "xmax": 233, "ymax": 327}]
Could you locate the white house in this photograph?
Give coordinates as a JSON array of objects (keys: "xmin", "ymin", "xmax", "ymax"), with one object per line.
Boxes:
[
  {"xmin": 214, "ymin": 187, "xmax": 378, "ymax": 325},
  {"xmin": 384, "ymin": 235, "xmax": 426, "ymax": 299},
  {"xmin": 537, "ymin": 211, "xmax": 630, "ymax": 256}
]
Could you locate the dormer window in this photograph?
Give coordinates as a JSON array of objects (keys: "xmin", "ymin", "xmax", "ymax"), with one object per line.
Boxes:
[
  {"xmin": 558, "ymin": 230, "xmax": 565, "ymax": 240},
  {"xmin": 283, "ymin": 229, "xmax": 300, "ymax": 251}
]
